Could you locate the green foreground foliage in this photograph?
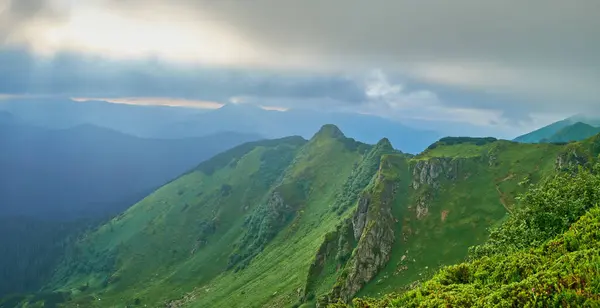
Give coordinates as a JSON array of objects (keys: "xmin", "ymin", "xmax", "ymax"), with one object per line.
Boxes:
[{"xmin": 343, "ymin": 166, "xmax": 600, "ymax": 307}]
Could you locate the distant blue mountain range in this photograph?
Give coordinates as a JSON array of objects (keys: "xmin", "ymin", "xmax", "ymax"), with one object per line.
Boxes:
[
  {"xmin": 0, "ymin": 120, "xmax": 260, "ymax": 219},
  {"xmin": 0, "ymin": 98, "xmax": 440, "ymax": 153}
]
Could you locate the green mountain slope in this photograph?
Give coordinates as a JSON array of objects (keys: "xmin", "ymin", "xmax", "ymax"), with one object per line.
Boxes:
[
  {"xmin": 541, "ymin": 122, "xmax": 600, "ymax": 143},
  {"xmin": 514, "ymin": 115, "xmax": 600, "ymax": 143},
  {"xmin": 314, "ymin": 137, "xmax": 562, "ymax": 306},
  {"xmin": 24, "ymin": 128, "xmax": 600, "ymax": 308},
  {"xmin": 514, "ymin": 118, "xmax": 575, "ymax": 143},
  {"xmin": 47, "ymin": 136, "xmax": 308, "ymax": 306},
  {"xmin": 44, "ymin": 125, "xmax": 393, "ymax": 308},
  {"xmin": 343, "ymin": 160, "xmax": 600, "ymax": 308}
]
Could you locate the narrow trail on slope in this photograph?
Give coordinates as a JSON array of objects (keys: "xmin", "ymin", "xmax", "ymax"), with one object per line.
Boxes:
[
  {"xmin": 495, "ymin": 173, "xmax": 516, "ymax": 214},
  {"xmin": 495, "ymin": 185, "xmax": 513, "ymax": 214}
]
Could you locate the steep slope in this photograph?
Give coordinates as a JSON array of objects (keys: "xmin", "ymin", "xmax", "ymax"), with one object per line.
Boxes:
[
  {"xmin": 46, "ymin": 136, "xmax": 310, "ymax": 307},
  {"xmin": 42, "ymin": 126, "xmax": 397, "ymax": 308},
  {"xmin": 514, "ymin": 115, "xmax": 600, "ymax": 143},
  {"xmin": 23, "ymin": 129, "xmax": 598, "ymax": 308},
  {"xmin": 0, "ymin": 123, "xmax": 260, "ymax": 219},
  {"xmin": 185, "ymin": 126, "xmax": 384, "ymax": 308},
  {"xmin": 314, "ymin": 137, "xmax": 563, "ymax": 306},
  {"xmin": 514, "ymin": 118, "xmax": 575, "ymax": 143},
  {"xmin": 541, "ymin": 122, "xmax": 600, "ymax": 143},
  {"xmin": 344, "ymin": 161, "xmax": 600, "ymax": 308}
]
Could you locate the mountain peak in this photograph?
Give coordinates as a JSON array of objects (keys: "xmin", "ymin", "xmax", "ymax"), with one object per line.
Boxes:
[
  {"xmin": 569, "ymin": 121, "xmax": 596, "ymax": 129},
  {"xmin": 375, "ymin": 137, "xmax": 394, "ymax": 150},
  {"xmin": 312, "ymin": 124, "xmax": 345, "ymax": 140}
]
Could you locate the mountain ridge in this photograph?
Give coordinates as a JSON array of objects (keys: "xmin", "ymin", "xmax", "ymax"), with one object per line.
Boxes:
[
  {"xmin": 1, "ymin": 99, "xmax": 439, "ymax": 153},
  {"xmin": 8, "ymin": 126, "xmax": 600, "ymax": 307},
  {"xmin": 514, "ymin": 114, "xmax": 600, "ymax": 143},
  {"xmin": 540, "ymin": 121, "xmax": 600, "ymax": 143}
]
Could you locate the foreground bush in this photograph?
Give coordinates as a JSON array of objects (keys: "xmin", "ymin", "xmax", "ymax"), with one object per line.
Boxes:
[{"xmin": 338, "ymin": 167, "xmax": 600, "ymax": 308}]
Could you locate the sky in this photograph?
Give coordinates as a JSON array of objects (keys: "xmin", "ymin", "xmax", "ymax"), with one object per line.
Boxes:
[{"xmin": 1, "ymin": 0, "xmax": 599, "ymax": 138}]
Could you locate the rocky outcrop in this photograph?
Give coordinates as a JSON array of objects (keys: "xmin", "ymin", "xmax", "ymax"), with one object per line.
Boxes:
[
  {"xmin": 555, "ymin": 149, "xmax": 587, "ymax": 171},
  {"xmin": 411, "ymin": 158, "xmax": 461, "ymax": 190},
  {"xmin": 488, "ymin": 153, "xmax": 498, "ymax": 167},
  {"xmin": 331, "ymin": 137, "xmax": 396, "ymax": 215},
  {"xmin": 319, "ymin": 159, "xmax": 399, "ymax": 306},
  {"xmin": 352, "ymin": 196, "xmax": 370, "ymax": 240},
  {"xmin": 415, "ymin": 194, "xmax": 430, "ymax": 219}
]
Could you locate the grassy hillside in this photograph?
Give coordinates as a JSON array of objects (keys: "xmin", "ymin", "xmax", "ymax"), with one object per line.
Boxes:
[
  {"xmin": 514, "ymin": 118, "xmax": 575, "ymax": 143},
  {"xmin": 514, "ymin": 115, "xmax": 600, "ymax": 144},
  {"xmin": 43, "ymin": 126, "xmax": 389, "ymax": 308},
  {"xmin": 46, "ymin": 136, "xmax": 307, "ymax": 307},
  {"xmin": 314, "ymin": 137, "xmax": 562, "ymax": 306},
  {"xmin": 342, "ymin": 163, "xmax": 600, "ymax": 307},
  {"xmin": 18, "ymin": 128, "xmax": 600, "ymax": 308},
  {"xmin": 541, "ymin": 122, "xmax": 600, "ymax": 144}
]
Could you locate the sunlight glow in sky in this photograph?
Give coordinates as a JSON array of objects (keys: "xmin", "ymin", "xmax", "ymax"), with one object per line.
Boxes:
[
  {"xmin": 16, "ymin": 5, "xmax": 268, "ymax": 66},
  {"xmin": 1, "ymin": 0, "xmax": 598, "ymax": 137}
]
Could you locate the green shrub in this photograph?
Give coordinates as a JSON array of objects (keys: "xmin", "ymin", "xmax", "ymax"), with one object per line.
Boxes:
[
  {"xmin": 342, "ymin": 166, "xmax": 600, "ymax": 308},
  {"xmin": 470, "ymin": 167, "xmax": 600, "ymax": 258}
]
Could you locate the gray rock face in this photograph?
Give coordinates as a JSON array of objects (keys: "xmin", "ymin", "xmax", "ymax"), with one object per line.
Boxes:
[
  {"xmin": 555, "ymin": 149, "xmax": 587, "ymax": 171},
  {"xmin": 268, "ymin": 191, "xmax": 287, "ymax": 212},
  {"xmin": 415, "ymin": 195, "xmax": 429, "ymax": 219},
  {"xmin": 324, "ymin": 177, "xmax": 397, "ymax": 304},
  {"xmin": 488, "ymin": 153, "xmax": 498, "ymax": 167},
  {"xmin": 352, "ymin": 195, "xmax": 370, "ymax": 240},
  {"xmin": 411, "ymin": 158, "xmax": 460, "ymax": 190}
]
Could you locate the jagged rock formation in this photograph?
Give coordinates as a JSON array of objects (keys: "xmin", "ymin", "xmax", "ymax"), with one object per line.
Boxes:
[
  {"xmin": 555, "ymin": 134, "xmax": 600, "ymax": 171},
  {"xmin": 415, "ymin": 194, "xmax": 430, "ymax": 220},
  {"xmin": 331, "ymin": 138, "xmax": 396, "ymax": 215},
  {"xmin": 318, "ymin": 157, "xmax": 400, "ymax": 306},
  {"xmin": 352, "ymin": 196, "xmax": 369, "ymax": 240},
  {"xmin": 304, "ymin": 139, "xmax": 398, "ymax": 302},
  {"xmin": 555, "ymin": 149, "xmax": 587, "ymax": 171},
  {"xmin": 411, "ymin": 158, "xmax": 460, "ymax": 189}
]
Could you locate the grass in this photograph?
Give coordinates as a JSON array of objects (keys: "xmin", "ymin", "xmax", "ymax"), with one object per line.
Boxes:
[
  {"xmin": 50, "ymin": 137, "xmax": 307, "ymax": 307},
  {"xmin": 186, "ymin": 127, "xmax": 365, "ymax": 307},
  {"xmin": 36, "ymin": 130, "xmax": 600, "ymax": 308},
  {"xmin": 344, "ymin": 168, "xmax": 600, "ymax": 307},
  {"xmin": 350, "ymin": 140, "xmax": 562, "ymax": 299}
]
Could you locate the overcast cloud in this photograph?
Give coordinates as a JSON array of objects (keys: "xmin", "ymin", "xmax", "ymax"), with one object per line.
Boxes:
[{"xmin": 1, "ymin": 0, "xmax": 598, "ymax": 137}]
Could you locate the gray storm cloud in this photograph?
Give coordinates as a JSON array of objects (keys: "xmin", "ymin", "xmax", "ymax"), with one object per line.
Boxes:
[
  {"xmin": 169, "ymin": 0, "xmax": 600, "ymax": 106},
  {"xmin": 111, "ymin": 0, "xmax": 599, "ymax": 67},
  {"xmin": 44, "ymin": 0, "xmax": 600, "ymax": 107},
  {"xmin": 6, "ymin": 0, "xmax": 599, "ymax": 69},
  {"xmin": 1, "ymin": 0, "xmax": 599, "ymax": 127},
  {"xmin": 0, "ymin": 0, "xmax": 66, "ymax": 41}
]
